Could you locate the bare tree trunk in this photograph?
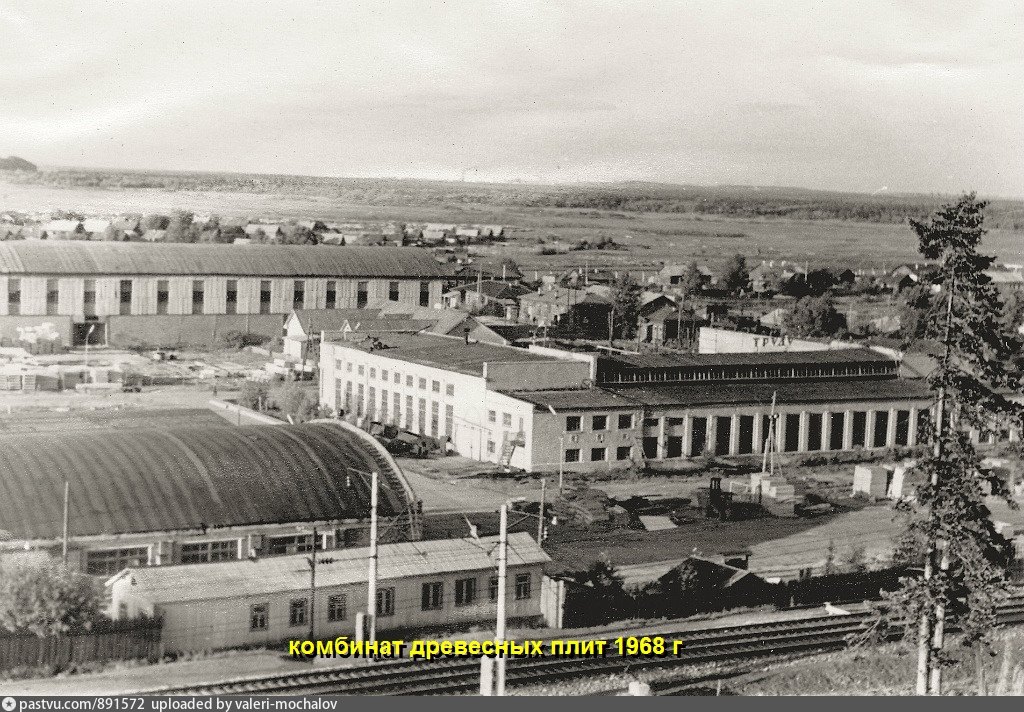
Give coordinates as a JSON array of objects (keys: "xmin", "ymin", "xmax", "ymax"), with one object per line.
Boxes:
[{"xmin": 995, "ymin": 637, "xmax": 1013, "ymax": 696}]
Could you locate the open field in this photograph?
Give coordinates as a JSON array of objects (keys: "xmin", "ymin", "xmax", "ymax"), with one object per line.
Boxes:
[{"xmin": 4, "ymin": 178, "xmax": 1023, "ymax": 272}]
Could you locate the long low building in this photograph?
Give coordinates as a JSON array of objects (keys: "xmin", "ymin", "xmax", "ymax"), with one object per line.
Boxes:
[
  {"xmin": 108, "ymin": 533, "xmax": 549, "ymax": 654},
  {"xmin": 0, "ymin": 241, "xmax": 451, "ymax": 347},
  {"xmin": 0, "ymin": 421, "xmax": 419, "ymax": 575},
  {"xmin": 320, "ymin": 333, "xmax": 934, "ymax": 472}
]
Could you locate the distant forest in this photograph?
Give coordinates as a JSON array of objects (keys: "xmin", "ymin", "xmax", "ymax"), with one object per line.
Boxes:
[{"xmin": 10, "ymin": 168, "xmax": 1024, "ymax": 230}]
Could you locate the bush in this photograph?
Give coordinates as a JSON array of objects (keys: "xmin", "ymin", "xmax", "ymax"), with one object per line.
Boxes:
[
  {"xmin": 220, "ymin": 331, "xmax": 270, "ymax": 350},
  {"xmin": 238, "ymin": 379, "xmax": 269, "ymax": 411},
  {"xmin": 0, "ymin": 562, "xmax": 102, "ymax": 637}
]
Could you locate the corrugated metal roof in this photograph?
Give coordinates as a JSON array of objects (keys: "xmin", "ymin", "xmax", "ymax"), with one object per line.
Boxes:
[
  {"xmin": 0, "ymin": 422, "xmax": 409, "ymax": 541},
  {"xmin": 110, "ymin": 533, "xmax": 549, "ymax": 604},
  {"xmin": 0, "ymin": 242, "xmax": 454, "ymax": 279},
  {"xmin": 601, "ymin": 347, "xmax": 891, "ymax": 369},
  {"xmin": 326, "ymin": 333, "xmax": 557, "ymax": 377}
]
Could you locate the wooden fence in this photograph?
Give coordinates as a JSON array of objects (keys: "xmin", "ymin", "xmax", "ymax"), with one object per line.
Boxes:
[{"xmin": 0, "ymin": 617, "xmax": 162, "ymax": 672}]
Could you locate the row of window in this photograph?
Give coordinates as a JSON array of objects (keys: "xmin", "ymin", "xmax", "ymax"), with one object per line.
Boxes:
[
  {"xmin": 248, "ymin": 574, "xmax": 533, "ymax": 631},
  {"xmin": 342, "ymin": 364, "xmax": 456, "ymax": 398},
  {"xmin": 565, "ymin": 413, "xmax": 635, "ymax": 433},
  {"xmin": 339, "ymin": 380, "xmax": 455, "ymax": 439},
  {"xmin": 5, "ymin": 278, "xmax": 433, "ymax": 316},
  {"xmin": 564, "ymin": 446, "xmax": 634, "ymax": 463},
  {"xmin": 600, "ymin": 362, "xmax": 895, "ymax": 385}
]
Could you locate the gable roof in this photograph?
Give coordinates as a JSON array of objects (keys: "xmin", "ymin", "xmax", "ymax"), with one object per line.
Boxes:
[
  {"xmin": 0, "ymin": 422, "xmax": 410, "ymax": 542},
  {"xmin": 0, "ymin": 242, "xmax": 454, "ymax": 279},
  {"xmin": 109, "ymin": 532, "xmax": 548, "ymax": 604}
]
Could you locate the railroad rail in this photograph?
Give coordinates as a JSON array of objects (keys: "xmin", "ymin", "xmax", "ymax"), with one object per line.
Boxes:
[{"xmin": 151, "ymin": 596, "xmax": 1024, "ymax": 696}]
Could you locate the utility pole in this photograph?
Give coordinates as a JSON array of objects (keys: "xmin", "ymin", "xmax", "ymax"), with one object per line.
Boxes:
[
  {"xmin": 367, "ymin": 471, "xmax": 379, "ymax": 645},
  {"xmin": 537, "ymin": 479, "xmax": 546, "ymax": 542},
  {"xmin": 308, "ymin": 526, "xmax": 318, "ymax": 641},
  {"xmin": 558, "ymin": 436, "xmax": 565, "ymax": 495},
  {"xmin": 495, "ymin": 503, "xmax": 508, "ymax": 696},
  {"xmin": 61, "ymin": 480, "xmax": 70, "ymax": 564}
]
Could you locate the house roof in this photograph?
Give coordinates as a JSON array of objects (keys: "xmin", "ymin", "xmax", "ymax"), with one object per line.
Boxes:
[
  {"xmin": 324, "ymin": 333, "xmax": 557, "ymax": 377},
  {"xmin": 0, "ymin": 422, "xmax": 410, "ymax": 542},
  {"xmin": 600, "ymin": 347, "xmax": 891, "ymax": 370},
  {"xmin": 289, "ymin": 309, "xmax": 383, "ymax": 334},
  {"xmin": 0, "ymin": 242, "xmax": 453, "ymax": 279},
  {"xmin": 108, "ymin": 532, "xmax": 549, "ymax": 604},
  {"xmin": 447, "ymin": 280, "xmax": 531, "ymax": 301}
]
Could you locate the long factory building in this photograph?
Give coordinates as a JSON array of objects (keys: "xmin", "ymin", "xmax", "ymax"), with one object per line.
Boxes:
[
  {"xmin": 0, "ymin": 241, "xmax": 451, "ymax": 348},
  {"xmin": 320, "ymin": 333, "xmax": 934, "ymax": 473}
]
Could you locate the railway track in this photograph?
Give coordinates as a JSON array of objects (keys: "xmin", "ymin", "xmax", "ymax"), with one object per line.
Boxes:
[{"xmin": 153, "ymin": 596, "xmax": 1024, "ymax": 696}]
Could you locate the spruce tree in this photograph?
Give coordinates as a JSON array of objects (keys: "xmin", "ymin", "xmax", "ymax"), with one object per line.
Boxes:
[{"xmin": 888, "ymin": 193, "xmax": 1023, "ymax": 694}]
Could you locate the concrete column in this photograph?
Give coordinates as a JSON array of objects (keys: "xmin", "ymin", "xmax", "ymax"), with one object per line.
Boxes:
[
  {"xmin": 797, "ymin": 410, "xmax": 809, "ymax": 452},
  {"xmin": 775, "ymin": 412, "xmax": 785, "ymax": 453},
  {"xmin": 821, "ymin": 411, "xmax": 833, "ymax": 451},
  {"xmin": 886, "ymin": 408, "xmax": 898, "ymax": 447},
  {"xmin": 843, "ymin": 410, "xmax": 854, "ymax": 449},
  {"xmin": 864, "ymin": 410, "xmax": 876, "ymax": 449},
  {"xmin": 907, "ymin": 406, "xmax": 918, "ymax": 446},
  {"xmin": 656, "ymin": 415, "xmax": 666, "ymax": 459},
  {"xmin": 752, "ymin": 411, "xmax": 763, "ymax": 455},
  {"xmin": 706, "ymin": 415, "xmax": 717, "ymax": 455},
  {"xmin": 729, "ymin": 414, "xmax": 740, "ymax": 455},
  {"xmin": 681, "ymin": 413, "xmax": 692, "ymax": 459}
]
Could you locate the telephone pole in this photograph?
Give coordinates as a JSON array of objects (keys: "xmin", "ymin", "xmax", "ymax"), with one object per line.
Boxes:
[
  {"xmin": 61, "ymin": 480, "xmax": 70, "ymax": 564},
  {"xmin": 308, "ymin": 526, "xmax": 318, "ymax": 641},
  {"xmin": 495, "ymin": 502, "xmax": 508, "ymax": 696},
  {"xmin": 537, "ymin": 479, "xmax": 546, "ymax": 542},
  {"xmin": 367, "ymin": 471, "xmax": 379, "ymax": 644}
]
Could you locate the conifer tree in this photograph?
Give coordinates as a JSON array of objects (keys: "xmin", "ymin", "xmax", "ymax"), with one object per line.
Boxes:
[{"xmin": 888, "ymin": 193, "xmax": 1023, "ymax": 694}]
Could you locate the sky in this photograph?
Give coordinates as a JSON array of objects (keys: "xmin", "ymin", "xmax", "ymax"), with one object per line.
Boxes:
[{"xmin": 1, "ymin": 1, "xmax": 1022, "ymax": 196}]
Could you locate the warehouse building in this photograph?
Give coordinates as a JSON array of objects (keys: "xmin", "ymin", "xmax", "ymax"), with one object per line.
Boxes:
[
  {"xmin": 0, "ymin": 241, "xmax": 451, "ymax": 348},
  {"xmin": 108, "ymin": 533, "xmax": 549, "ymax": 654},
  {"xmin": 320, "ymin": 334, "xmax": 933, "ymax": 472},
  {"xmin": 0, "ymin": 421, "xmax": 420, "ymax": 575}
]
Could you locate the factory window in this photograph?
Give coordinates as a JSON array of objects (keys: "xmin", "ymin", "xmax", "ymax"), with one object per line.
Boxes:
[
  {"xmin": 191, "ymin": 280, "xmax": 205, "ymax": 315},
  {"xmin": 488, "ymin": 410, "xmax": 497, "ymax": 423},
  {"xmin": 289, "ymin": 599, "xmax": 308, "ymax": 627},
  {"xmin": 643, "ymin": 437, "xmax": 658, "ymax": 458},
  {"xmin": 690, "ymin": 417, "xmax": 707, "ymax": 457},
  {"xmin": 851, "ymin": 411, "xmax": 867, "ymax": 447},
  {"xmin": 326, "ymin": 280, "xmax": 337, "ymax": 309},
  {"xmin": 455, "ymin": 578, "xmax": 477, "ymax": 606},
  {"xmin": 394, "ymin": 371, "xmax": 401, "ymax": 384},
  {"xmin": 515, "ymin": 573, "xmax": 532, "ymax": 600},
  {"xmin": 667, "ymin": 417, "xmax": 684, "ymax": 427},
  {"xmin": 356, "ymin": 281, "xmax": 369, "ymax": 308},
  {"xmin": 6, "ymin": 278, "xmax": 20, "ymax": 315},
  {"xmin": 342, "ymin": 528, "xmax": 361, "ymax": 547},
  {"xmin": 406, "ymin": 375, "xmax": 413, "ymax": 387},
  {"xmin": 156, "ymin": 280, "xmax": 169, "ymax": 315},
  {"xmin": 590, "ymin": 447, "xmax": 606, "ymax": 462},
  {"xmin": 807, "ymin": 413, "xmax": 823, "ymax": 451},
  {"xmin": 84, "ymin": 547, "xmax": 148, "ymax": 576},
  {"xmin": 418, "ymin": 377, "xmax": 427, "ymax": 390},
  {"xmin": 446, "ymin": 383, "xmax": 454, "ymax": 397},
  {"xmin": 293, "ymin": 280, "xmax": 305, "ymax": 310},
  {"xmin": 356, "ymin": 384, "xmax": 364, "ymax": 416},
  {"xmin": 784, "ymin": 414, "xmax": 800, "ymax": 452},
  {"xmin": 367, "ymin": 387, "xmax": 375, "ymax": 418},
  {"xmin": 377, "ymin": 587, "xmax": 395, "ymax": 617},
  {"xmin": 357, "ymin": 365, "xmax": 364, "ymax": 376},
  {"xmin": 564, "ymin": 448, "xmax": 580, "ymax": 463},
  {"xmin": 502, "ymin": 412, "xmax": 512, "ymax": 427},
  {"xmin": 344, "ymin": 381, "xmax": 352, "ymax": 411},
  {"xmin": 431, "ymin": 380, "xmax": 440, "ymax": 393},
  {"xmin": 666, "ymin": 436, "xmax": 683, "ymax": 458},
  {"xmin": 381, "ymin": 389, "xmax": 388, "ymax": 419},
  {"xmin": 565, "ymin": 415, "xmax": 581, "ymax": 432},
  {"xmin": 225, "ymin": 280, "xmax": 238, "ymax": 315},
  {"xmin": 267, "ymin": 534, "xmax": 313, "ymax": 556},
  {"xmin": 259, "ymin": 280, "xmax": 272, "ymax": 314},
  {"xmin": 382, "ymin": 369, "xmax": 388, "ymax": 381},
  {"xmin": 616, "ymin": 446, "xmax": 633, "ymax": 461},
  {"xmin": 116, "ymin": 279, "xmax": 132, "ymax": 316},
  {"xmin": 370, "ymin": 367, "xmax": 376, "ymax": 379},
  {"xmin": 643, "ymin": 418, "xmax": 659, "ymax": 428},
  {"xmin": 445, "ymin": 404, "xmax": 454, "ymax": 435},
  {"xmin": 395, "ymin": 392, "xmax": 402, "ymax": 423},
  {"xmin": 419, "ymin": 281, "xmax": 431, "ymax": 307},
  {"xmin": 83, "ymin": 279, "xmax": 96, "ymax": 317},
  {"xmin": 327, "ymin": 594, "xmax": 347, "ymax": 622},
  {"xmin": 388, "ymin": 281, "xmax": 400, "ymax": 302},
  {"xmin": 488, "ymin": 576, "xmax": 499, "ymax": 601},
  {"xmin": 829, "ymin": 412, "xmax": 845, "ymax": 450},
  {"xmin": 487, "ymin": 440, "xmax": 495, "ymax": 454},
  {"xmin": 617, "ymin": 414, "xmax": 634, "ymax": 429},
  {"xmin": 592, "ymin": 415, "xmax": 607, "ymax": 431},
  {"xmin": 405, "ymin": 395, "xmax": 413, "ymax": 430},
  {"xmin": 715, "ymin": 416, "xmax": 732, "ymax": 455},
  {"xmin": 46, "ymin": 279, "xmax": 59, "ymax": 315},
  {"xmin": 895, "ymin": 410, "xmax": 911, "ymax": 446},
  {"xmin": 418, "ymin": 398, "xmax": 426, "ymax": 434},
  {"xmin": 873, "ymin": 410, "xmax": 890, "ymax": 448},
  {"xmin": 421, "ymin": 581, "xmax": 443, "ymax": 611},
  {"xmin": 180, "ymin": 539, "xmax": 238, "ymax": 564},
  {"xmin": 249, "ymin": 603, "xmax": 269, "ymax": 631},
  {"xmin": 738, "ymin": 415, "xmax": 755, "ymax": 455},
  {"xmin": 430, "ymin": 401, "xmax": 439, "ymax": 437}
]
